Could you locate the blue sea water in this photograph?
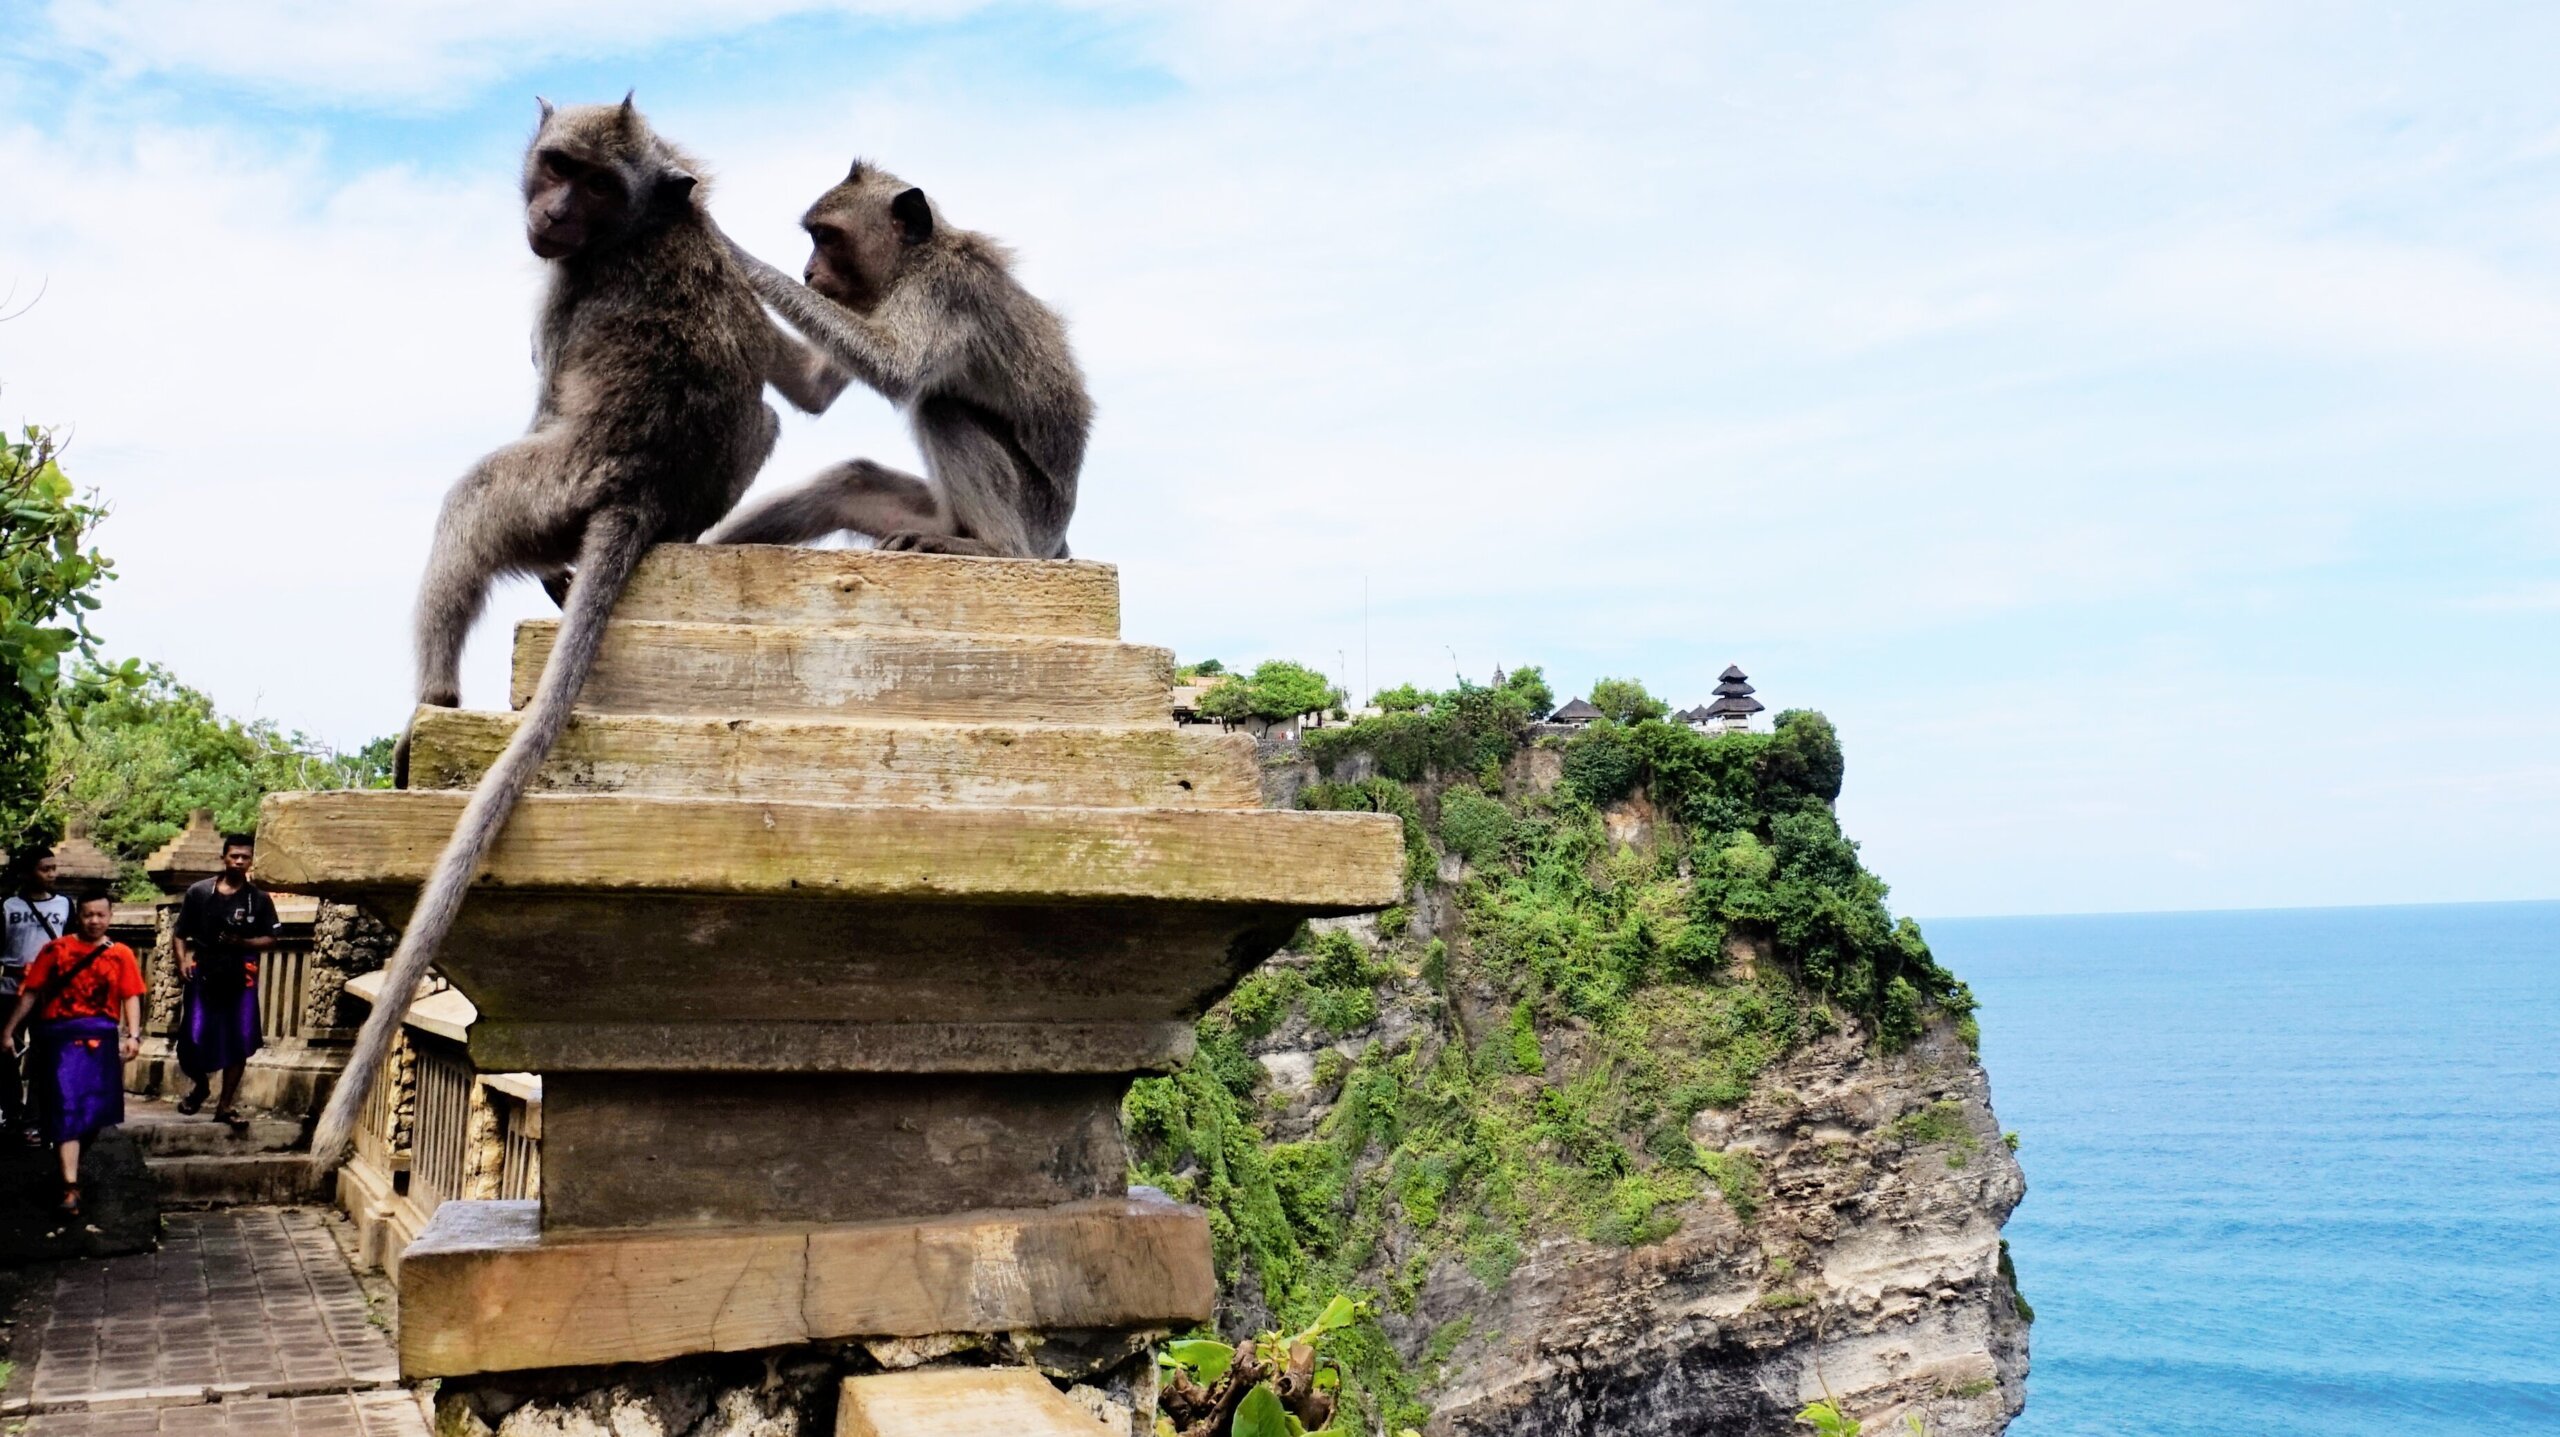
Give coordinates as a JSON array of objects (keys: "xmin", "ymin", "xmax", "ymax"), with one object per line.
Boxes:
[{"xmin": 1928, "ymin": 901, "xmax": 2560, "ymax": 1437}]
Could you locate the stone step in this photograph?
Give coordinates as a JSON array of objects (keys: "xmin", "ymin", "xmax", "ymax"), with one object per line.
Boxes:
[
  {"xmin": 260, "ymin": 791, "xmax": 1404, "ymax": 912},
  {"xmin": 404, "ymin": 709, "xmax": 1262, "ymax": 809},
  {"xmin": 511, "ymin": 622, "xmax": 1173, "ymax": 727},
  {"xmin": 123, "ymin": 1101, "xmax": 303, "ymax": 1157},
  {"xmin": 839, "ymin": 1369, "xmax": 1117, "ymax": 1437},
  {"xmin": 612, "ymin": 545, "xmax": 1119, "ymax": 637},
  {"xmin": 146, "ymin": 1153, "xmax": 327, "ymax": 1207}
]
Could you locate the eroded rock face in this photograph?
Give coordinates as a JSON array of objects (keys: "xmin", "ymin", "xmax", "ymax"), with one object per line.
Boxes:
[
  {"xmin": 1237, "ymin": 744, "xmax": 2029, "ymax": 1435},
  {"xmin": 1234, "ymin": 1010, "xmax": 2027, "ymax": 1435},
  {"xmin": 1416, "ymin": 1021, "xmax": 2027, "ymax": 1435}
]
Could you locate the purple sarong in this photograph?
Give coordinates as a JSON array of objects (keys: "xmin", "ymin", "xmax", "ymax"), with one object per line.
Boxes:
[
  {"xmin": 33, "ymin": 1016, "xmax": 123, "ymax": 1146},
  {"xmin": 177, "ymin": 977, "xmax": 262, "ymax": 1079}
]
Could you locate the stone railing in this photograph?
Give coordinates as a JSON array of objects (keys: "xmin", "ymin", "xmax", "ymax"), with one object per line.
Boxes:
[{"xmin": 334, "ymin": 970, "xmax": 542, "ymax": 1275}]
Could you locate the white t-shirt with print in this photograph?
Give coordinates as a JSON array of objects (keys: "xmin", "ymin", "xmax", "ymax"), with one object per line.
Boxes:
[{"xmin": 2, "ymin": 894, "xmax": 76, "ymax": 994}]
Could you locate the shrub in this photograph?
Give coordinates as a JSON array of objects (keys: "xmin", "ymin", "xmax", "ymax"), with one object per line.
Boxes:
[
  {"xmin": 1559, "ymin": 720, "xmax": 1644, "ymax": 804},
  {"xmin": 1438, "ymin": 786, "xmax": 1514, "ymax": 868},
  {"xmin": 1310, "ymin": 985, "xmax": 1379, "ymax": 1036}
]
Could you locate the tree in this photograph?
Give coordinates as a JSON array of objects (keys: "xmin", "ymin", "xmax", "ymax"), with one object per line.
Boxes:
[
  {"xmin": 1199, "ymin": 660, "xmax": 1346, "ymax": 723},
  {"xmin": 1, "ymin": 427, "xmax": 137, "ymax": 847},
  {"xmin": 1587, "ymin": 676, "xmax": 1667, "ymax": 724},
  {"xmin": 1500, "ymin": 664, "xmax": 1555, "ymax": 721},
  {"xmin": 1762, "ymin": 708, "xmax": 1844, "ymax": 806},
  {"xmin": 1373, "ymin": 683, "xmax": 1431, "ymax": 714},
  {"xmin": 48, "ymin": 663, "xmax": 392, "ymax": 892}
]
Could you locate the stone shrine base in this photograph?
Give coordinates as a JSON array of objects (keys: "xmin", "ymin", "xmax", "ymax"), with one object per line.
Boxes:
[{"xmin": 396, "ymin": 1195, "xmax": 1213, "ymax": 1379}]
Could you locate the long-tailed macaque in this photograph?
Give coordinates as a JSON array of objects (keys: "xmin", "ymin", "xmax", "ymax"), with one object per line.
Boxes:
[
  {"xmin": 707, "ymin": 160, "xmax": 1092, "ymax": 558},
  {"xmin": 312, "ymin": 96, "xmax": 793, "ymax": 1172}
]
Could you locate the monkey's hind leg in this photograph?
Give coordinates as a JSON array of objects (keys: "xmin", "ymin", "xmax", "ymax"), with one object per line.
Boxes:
[
  {"xmin": 704, "ymin": 459, "xmax": 948, "ymax": 547},
  {"xmin": 399, "ymin": 438, "xmax": 575, "ymax": 785}
]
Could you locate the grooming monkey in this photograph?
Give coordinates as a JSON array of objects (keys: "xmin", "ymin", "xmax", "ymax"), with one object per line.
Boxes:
[
  {"xmin": 705, "ymin": 160, "xmax": 1093, "ymax": 558},
  {"xmin": 313, "ymin": 97, "xmax": 799, "ymax": 1172}
]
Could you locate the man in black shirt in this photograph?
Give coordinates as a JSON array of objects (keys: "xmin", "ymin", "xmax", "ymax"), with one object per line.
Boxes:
[{"xmin": 172, "ymin": 834, "xmax": 278, "ymax": 1123}]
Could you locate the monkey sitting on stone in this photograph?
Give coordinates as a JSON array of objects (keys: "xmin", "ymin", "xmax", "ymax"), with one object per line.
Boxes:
[
  {"xmin": 705, "ymin": 160, "xmax": 1093, "ymax": 559},
  {"xmin": 313, "ymin": 96, "xmax": 799, "ymax": 1173}
]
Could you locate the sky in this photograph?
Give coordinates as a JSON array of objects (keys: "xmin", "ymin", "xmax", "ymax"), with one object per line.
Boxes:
[{"xmin": 2, "ymin": 1, "xmax": 2555, "ymax": 919}]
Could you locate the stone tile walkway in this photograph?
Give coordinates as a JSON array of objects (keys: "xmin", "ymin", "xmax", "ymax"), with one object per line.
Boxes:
[{"xmin": 10, "ymin": 1209, "xmax": 424, "ymax": 1437}]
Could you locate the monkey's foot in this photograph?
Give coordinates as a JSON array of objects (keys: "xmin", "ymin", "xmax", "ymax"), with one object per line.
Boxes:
[{"xmin": 877, "ymin": 531, "xmax": 1004, "ymax": 556}]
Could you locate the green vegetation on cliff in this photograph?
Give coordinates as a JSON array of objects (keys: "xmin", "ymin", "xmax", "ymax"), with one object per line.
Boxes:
[{"xmin": 1126, "ymin": 672, "xmax": 1969, "ymax": 1431}]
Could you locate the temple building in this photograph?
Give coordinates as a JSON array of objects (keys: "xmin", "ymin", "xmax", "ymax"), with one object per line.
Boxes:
[
  {"xmin": 1549, "ymin": 696, "xmax": 1603, "ymax": 727},
  {"xmin": 1699, "ymin": 664, "xmax": 1766, "ymax": 732}
]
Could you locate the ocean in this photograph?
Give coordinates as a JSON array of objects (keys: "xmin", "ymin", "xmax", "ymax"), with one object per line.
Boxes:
[{"xmin": 1928, "ymin": 900, "xmax": 2560, "ymax": 1436}]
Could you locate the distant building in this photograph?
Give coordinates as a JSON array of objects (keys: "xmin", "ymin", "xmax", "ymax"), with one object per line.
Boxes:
[
  {"xmin": 1675, "ymin": 704, "xmax": 1717, "ymax": 731},
  {"xmin": 1699, "ymin": 665, "xmax": 1765, "ymax": 732},
  {"xmin": 1549, "ymin": 697, "xmax": 1603, "ymax": 727}
]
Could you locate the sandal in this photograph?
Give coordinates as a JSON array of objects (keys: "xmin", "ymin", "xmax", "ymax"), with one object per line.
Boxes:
[
  {"xmin": 216, "ymin": 1108, "xmax": 247, "ymax": 1131},
  {"xmin": 176, "ymin": 1088, "xmax": 208, "ymax": 1116},
  {"xmin": 57, "ymin": 1182, "xmax": 80, "ymax": 1217}
]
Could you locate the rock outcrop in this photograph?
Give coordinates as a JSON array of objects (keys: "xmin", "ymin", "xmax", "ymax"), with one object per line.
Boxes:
[
  {"xmin": 1409, "ymin": 1019, "xmax": 2025, "ymax": 1435},
  {"xmin": 1138, "ymin": 707, "xmax": 2031, "ymax": 1435}
]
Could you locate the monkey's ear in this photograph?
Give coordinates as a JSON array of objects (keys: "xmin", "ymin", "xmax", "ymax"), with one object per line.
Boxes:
[
  {"xmin": 536, "ymin": 96, "xmax": 555, "ymax": 123},
  {"xmin": 891, "ymin": 187, "xmax": 933, "ymax": 246}
]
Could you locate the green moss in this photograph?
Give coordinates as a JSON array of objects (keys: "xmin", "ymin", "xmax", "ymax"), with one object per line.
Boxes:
[
  {"xmin": 2000, "ymin": 1238, "xmax": 2035, "ymax": 1323},
  {"xmin": 1697, "ymin": 1149, "xmax": 1762, "ymax": 1222},
  {"xmin": 1893, "ymin": 1100, "xmax": 1972, "ymax": 1145}
]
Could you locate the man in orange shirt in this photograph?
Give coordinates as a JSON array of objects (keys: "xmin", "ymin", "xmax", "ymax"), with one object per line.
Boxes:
[{"xmin": 1, "ymin": 894, "xmax": 145, "ymax": 1217}]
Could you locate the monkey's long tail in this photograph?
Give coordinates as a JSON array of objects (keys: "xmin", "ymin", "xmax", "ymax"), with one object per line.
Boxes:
[{"xmin": 309, "ymin": 514, "xmax": 657, "ymax": 1176}]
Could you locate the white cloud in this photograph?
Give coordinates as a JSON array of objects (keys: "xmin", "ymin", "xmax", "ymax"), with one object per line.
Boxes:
[{"xmin": 5, "ymin": 2, "xmax": 2559, "ymax": 914}]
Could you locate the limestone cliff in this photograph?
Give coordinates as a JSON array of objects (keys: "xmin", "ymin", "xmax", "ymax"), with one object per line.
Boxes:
[{"xmin": 1127, "ymin": 689, "xmax": 2029, "ymax": 1435}]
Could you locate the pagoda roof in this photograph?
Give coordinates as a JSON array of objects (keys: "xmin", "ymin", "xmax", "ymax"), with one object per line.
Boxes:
[
  {"xmin": 47, "ymin": 825, "xmax": 123, "ymax": 895},
  {"xmin": 1550, "ymin": 697, "xmax": 1602, "ymax": 722},
  {"xmin": 146, "ymin": 808, "xmax": 230, "ymax": 893},
  {"xmin": 1677, "ymin": 705, "xmax": 1715, "ymax": 723},
  {"xmin": 1704, "ymin": 693, "xmax": 1765, "ymax": 716},
  {"xmin": 1719, "ymin": 664, "xmax": 1749, "ymax": 681}
]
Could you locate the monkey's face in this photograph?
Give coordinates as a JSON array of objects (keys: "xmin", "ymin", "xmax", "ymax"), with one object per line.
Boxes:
[
  {"xmin": 525, "ymin": 149, "xmax": 631, "ymax": 260},
  {"xmin": 800, "ymin": 208, "xmax": 885, "ymax": 310},
  {"xmin": 801, "ymin": 165, "xmax": 936, "ymax": 311},
  {"xmin": 520, "ymin": 99, "xmax": 699, "ymax": 262}
]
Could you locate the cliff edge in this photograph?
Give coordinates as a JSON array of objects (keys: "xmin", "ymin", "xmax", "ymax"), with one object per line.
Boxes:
[{"xmin": 1127, "ymin": 676, "xmax": 2030, "ymax": 1434}]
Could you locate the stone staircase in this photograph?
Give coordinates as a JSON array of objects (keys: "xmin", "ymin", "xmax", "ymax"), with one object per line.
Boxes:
[{"xmin": 124, "ymin": 1098, "xmax": 327, "ymax": 1208}]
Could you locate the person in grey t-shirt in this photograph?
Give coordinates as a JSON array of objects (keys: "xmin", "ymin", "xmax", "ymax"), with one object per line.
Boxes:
[{"xmin": 2, "ymin": 851, "xmax": 74, "ymax": 1145}]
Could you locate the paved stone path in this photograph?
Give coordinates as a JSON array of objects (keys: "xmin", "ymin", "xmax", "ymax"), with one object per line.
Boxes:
[{"xmin": 10, "ymin": 1209, "xmax": 425, "ymax": 1437}]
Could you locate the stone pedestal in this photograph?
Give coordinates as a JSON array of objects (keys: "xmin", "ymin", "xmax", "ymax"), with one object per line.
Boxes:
[{"xmin": 254, "ymin": 546, "xmax": 1402, "ymax": 1400}]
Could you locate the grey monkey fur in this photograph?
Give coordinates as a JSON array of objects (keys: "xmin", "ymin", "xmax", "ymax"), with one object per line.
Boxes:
[
  {"xmin": 706, "ymin": 160, "xmax": 1092, "ymax": 558},
  {"xmin": 312, "ymin": 97, "xmax": 789, "ymax": 1174}
]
